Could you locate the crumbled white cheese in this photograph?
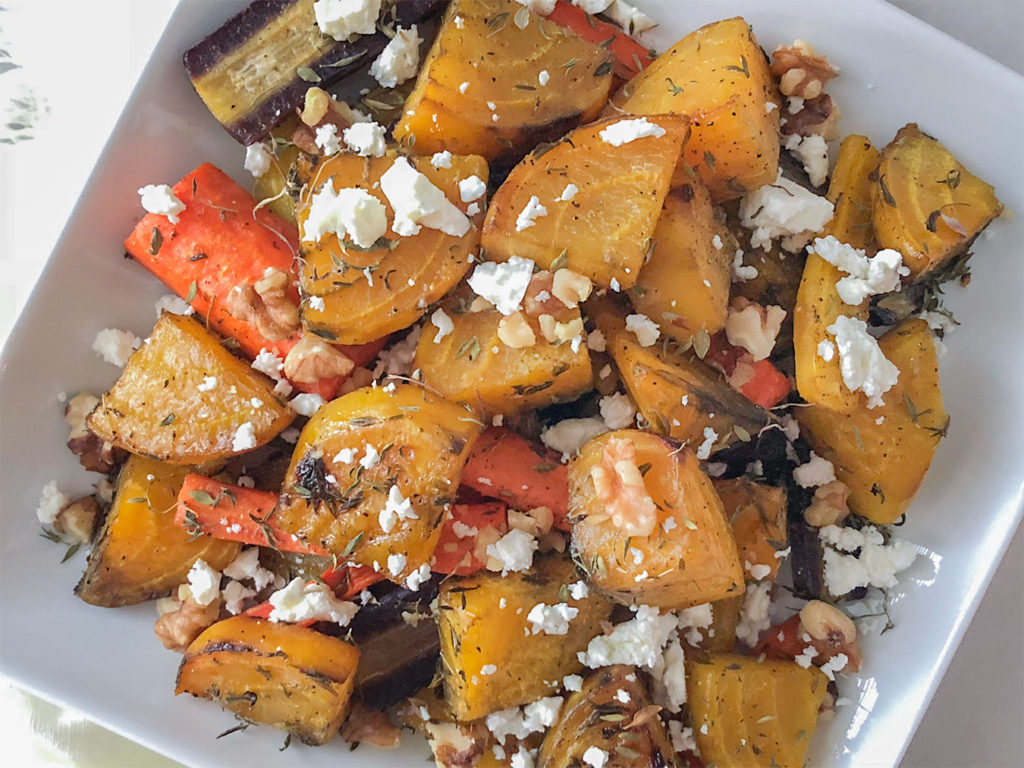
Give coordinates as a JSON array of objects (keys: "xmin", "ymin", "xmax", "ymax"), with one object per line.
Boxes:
[
  {"xmin": 739, "ymin": 171, "xmax": 834, "ymax": 252},
  {"xmin": 732, "ymin": 248, "xmax": 758, "ymax": 282},
  {"xmin": 572, "ymin": 0, "xmax": 613, "ymax": 12},
  {"xmin": 793, "ymin": 451, "xmax": 836, "ymax": 488},
  {"xmin": 486, "ymin": 696, "xmax": 563, "ymax": 744},
  {"xmin": 187, "ymin": 559, "xmax": 222, "ymax": 606},
  {"xmin": 599, "ymin": 117, "xmax": 666, "ymax": 146},
  {"xmin": 223, "ymin": 547, "xmax": 275, "ymax": 591},
  {"xmin": 510, "ymin": 747, "xmax": 535, "ymax": 768},
  {"xmin": 820, "ymin": 652, "xmax": 849, "ymax": 681},
  {"xmin": 827, "ymin": 315, "xmax": 899, "ymax": 408},
  {"xmin": 431, "ymin": 308, "xmax": 454, "ymax": 343},
  {"xmin": 538, "ymin": 69, "xmax": 551, "ymax": 86},
  {"xmin": 268, "ymin": 577, "xmax": 358, "ymax": 625},
  {"xmin": 405, "ymin": 562, "xmax": 432, "ymax": 591},
  {"xmin": 582, "ymin": 747, "xmax": 608, "ymax": 768},
  {"xmin": 430, "ymin": 151, "xmax": 453, "ymax": 169},
  {"xmin": 625, "ymin": 313, "xmax": 660, "ymax": 347},
  {"xmin": 221, "ymin": 580, "xmax": 256, "ymax": 614},
  {"xmin": 91, "ymin": 328, "xmax": 141, "ymax": 367},
  {"xmin": 289, "ymin": 393, "xmax": 325, "ymax": 417},
  {"xmin": 568, "ymin": 580, "xmax": 589, "ymax": 600},
  {"xmin": 387, "ymin": 553, "xmax": 407, "ymax": 577},
  {"xmin": 527, "ymin": 602, "xmax": 579, "ymax": 635},
  {"xmin": 360, "ymin": 443, "xmax": 381, "ymax": 469},
  {"xmin": 651, "ymin": 634, "xmax": 688, "ymax": 711},
  {"xmin": 555, "ymin": 183, "xmax": 578, "ymax": 202},
  {"xmin": 314, "ymin": 0, "xmax": 381, "ymax": 41},
  {"xmin": 379, "ymin": 484, "xmax": 417, "ymax": 533},
  {"xmin": 302, "ymin": 185, "xmax": 388, "ymax": 248},
  {"xmin": 794, "ymin": 644, "xmax": 818, "ymax": 669},
  {"xmin": 695, "ymin": 427, "xmax": 718, "ymax": 460},
  {"xmin": 785, "ymin": 133, "xmax": 830, "ymax": 188},
  {"xmin": 746, "ymin": 562, "xmax": 772, "ymax": 581},
  {"xmin": 817, "ymin": 339, "xmax": 836, "ymax": 361},
  {"xmin": 314, "ymin": 123, "xmax": 342, "ymax": 156},
  {"xmin": 515, "ymin": 195, "xmax": 548, "ymax": 232},
  {"xmin": 599, "ymin": 392, "xmax": 636, "ymax": 430},
  {"xmin": 579, "ymin": 605, "xmax": 677, "ymax": 669},
  {"xmin": 513, "ymin": 0, "xmax": 556, "ymax": 14},
  {"xmin": 810, "ymin": 235, "xmax": 909, "ymax": 306},
  {"xmin": 467, "ymin": 256, "xmax": 535, "ymax": 315},
  {"xmin": 459, "ymin": 175, "xmax": 487, "ymax": 203},
  {"xmin": 765, "ymin": 101, "xmax": 779, "ymax": 113},
  {"xmin": 244, "ymin": 143, "xmax": 272, "ymax": 177},
  {"xmin": 227, "ymin": 422, "xmax": 256, "ymax": 452},
  {"xmin": 381, "ymin": 157, "xmax": 470, "ymax": 237},
  {"xmin": 372, "ymin": 325, "xmax": 422, "ymax": 378},
  {"xmin": 466, "ymin": 202, "xmax": 481, "ymax": 216},
  {"xmin": 725, "ymin": 302, "xmax": 786, "ymax": 361},
  {"xmin": 486, "ymin": 528, "xmax": 538, "ymax": 573},
  {"xmin": 458, "ymin": 81, "xmax": 470, "ymax": 94},
  {"xmin": 138, "ymin": 184, "xmax": 186, "ymax": 224},
  {"xmin": 369, "ymin": 25, "xmax": 421, "ymax": 87},
  {"xmin": 735, "ymin": 580, "xmax": 772, "ymax": 646},
  {"xmin": 36, "ymin": 481, "xmax": 69, "ymax": 525},
  {"xmin": 342, "ymin": 121, "xmax": 387, "ymax": 157},
  {"xmin": 480, "ymin": 664, "xmax": 498, "ymax": 675},
  {"xmin": 605, "ymin": 0, "xmax": 657, "ymax": 33},
  {"xmin": 155, "ymin": 294, "xmax": 194, "ymax": 317},
  {"xmin": 540, "ymin": 417, "xmax": 607, "ymax": 458},
  {"xmin": 820, "ymin": 524, "xmax": 918, "ymax": 595},
  {"xmin": 563, "ymin": 674, "xmax": 583, "ymax": 692},
  {"xmin": 669, "ymin": 721, "xmax": 697, "ymax": 753},
  {"xmin": 587, "ymin": 329, "xmax": 606, "ymax": 352}
]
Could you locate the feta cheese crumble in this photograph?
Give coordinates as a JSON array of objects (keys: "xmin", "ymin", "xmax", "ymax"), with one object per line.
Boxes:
[
  {"xmin": 605, "ymin": 0, "xmax": 657, "ymax": 33},
  {"xmin": 827, "ymin": 315, "xmax": 899, "ymax": 407},
  {"xmin": 695, "ymin": 427, "xmax": 718, "ymax": 460},
  {"xmin": 36, "ymin": 481, "xmax": 69, "ymax": 525},
  {"xmin": 725, "ymin": 301, "xmax": 787, "ymax": 361},
  {"xmin": 784, "ymin": 133, "xmax": 830, "ymax": 188},
  {"xmin": 515, "ymin": 195, "xmax": 548, "ymax": 231},
  {"xmin": 431, "ymin": 307, "xmax": 454, "ymax": 342},
  {"xmin": 578, "ymin": 605, "xmax": 677, "ymax": 669},
  {"xmin": 820, "ymin": 524, "xmax": 918, "ymax": 595},
  {"xmin": 430, "ymin": 150, "xmax": 453, "ymax": 169},
  {"xmin": 92, "ymin": 328, "xmax": 141, "ymax": 367},
  {"xmin": 155, "ymin": 294, "xmax": 193, "ymax": 317},
  {"xmin": 485, "ymin": 528, "xmax": 538, "ymax": 573},
  {"xmin": 268, "ymin": 577, "xmax": 358, "ymax": 626},
  {"xmin": 540, "ymin": 417, "xmax": 607, "ymax": 458},
  {"xmin": 810, "ymin": 235, "xmax": 909, "ymax": 306},
  {"xmin": 289, "ymin": 393, "xmax": 325, "ymax": 417},
  {"xmin": 735, "ymin": 580, "xmax": 772, "ymax": 646},
  {"xmin": 302, "ymin": 185, "xmax": 388, "ymax": 248},
  {"xmin": 380, "ymin": 157, "xmax": 470, "ymax": 237},
  {"xmin": 817, "ymin": 339, "xmax": 836, "ymax": 361},
  {"xmin": 187, "ymin": 559, "xmax": 222, "ymax": 606},
  {"xmin": 793, "ymin": 451, "xmax": 836, "ymax": 488},
  {"xmin": 459, "ymin": 175, "xmax": 487, "ymax": 202},
  {"xmin": 314, "ymin": 123, "xmax": 342, "ymax": 155},
  {"xmin": 555, "ymin": 183, "xmax": 578, "ymax": 202},
  {"xmin": 244, "ymin": 143, "xmax": 272, "ymax": 177},
  {"xmin": 582, "ymin": 747, "xmax": 608, "ymax": 768},
  {"xmin": 739, "ymin": 171, "xmax": 834, "ymax": 252},
  {"xmin": 467, "ymin": 256, "xmax": 535, "ymax": 315},
  {"xmin": 138, "ymin": 184, "xmax": 186, "ymax": 224},
  {"xmin": 599, "ymin": 392, "xmax": 637, "ymax": 430},
  {"xmin": 231, "ymin": 422, "xmax": 257, "ymax": 452},
  {"xmin": 527, "ymin": 602, "xmax": 579, "ymax": 635},
  {"xmin": 513, "ymin": 0, "xmax": 557, "ymax": 14},
  {"xmin": 599, "ymin": 117, "xmax": 666, "ymax": 146},
  {"xmin": 342, "ymin": 121, "xmax": 387, "ymax": 157},
  {"xmin": 369, "ymin": 25, "xmax": 421, "ymax": 88},
  {"xmin": 624, "ymin": 313, "xmax": 660, "ymax": 347},
  {"xmin": 379, "ymin": 484, "xmax": 417, "ymax": 533},
  {"xmin": 313, "ymin": 0, "xmax": 381, "ymax": 41}
]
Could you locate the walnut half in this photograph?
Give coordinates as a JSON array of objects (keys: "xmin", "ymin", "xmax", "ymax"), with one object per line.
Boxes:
[
  {"xmin": 283, "ymin": 334, "xmax": 355, "ymax": 384},
  {"xmin": 154, "ymin": 593, "xmax": 221, "ymax": 652},
  {"xmin": 224, "ymin": 268, "xmax": 301, "ymax": 341},
  {"xmin": 771, "ymin": 39, "xmax": 839, "ymax": 100}
]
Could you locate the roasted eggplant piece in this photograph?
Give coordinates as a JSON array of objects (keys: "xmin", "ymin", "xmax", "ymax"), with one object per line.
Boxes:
[{"xmin": 184, "ymin": 0, "xmax": 447, "ymax": 144}]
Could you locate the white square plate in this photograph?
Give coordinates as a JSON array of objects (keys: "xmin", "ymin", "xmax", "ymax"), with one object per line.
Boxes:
[{"xmin": 1, "ymin": 1, "xmax": 1022, "ymax": 766}]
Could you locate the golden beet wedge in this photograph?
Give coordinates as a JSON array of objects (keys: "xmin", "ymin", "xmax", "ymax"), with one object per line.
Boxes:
[
  {"xmin": 798, "ymin": 318, "xmax": 947, "ymax": 524},
  {"xmin": 872, "ymin": 123, "xmax": 1002, "ymax": 277},
  {"xmin": 86, "ymin": 313, "xmax": 294, "ymax": 464},
  {"xmin": 75, "ymin": 456, "xmax": 240, "ymax": 607},
  {"xmin": 272, "ymin": 383, "xmax": 482, "ymax": 577},
  {"xmin": 687, "ymin": 653, "xmax": 828, "ymax": 768},
  {"xmin": 538, "ymin": 665, "xmax": 678, "ymax": 768},
  {"xmin": 393, "ymin": 0, "xmax": 614, "ymax": 163},
  {"xmin": 298, "ymin": 151, "xmax": 486, "ymax": 345},
  {"xmin": 630, "ymin": 180, "xmax": 732, "ymax": 342},
  {"xmin": 613, "ymin": 17, "xmax": 780, "ymax": 201},
  {"xmin": 176, "ymin": 615, "xmax": 360, "ymax": 746},
  {"xmin": 436, "ymin": 553, "xmax": 613, "ymax": 721},
  {"xmin": 714, "ymin": 477, "xmax": 788, "ymax": 583},
  {"xmin": 794, "ymin": 135, "xmax": 878, "ymax": 414},
  {"xmin": 481, "ymin": 114, "xmax": 689, "ymax": 290},
  {"xmin": 569, "ymin": 429, "xmax": 744, "ymax": 610}
]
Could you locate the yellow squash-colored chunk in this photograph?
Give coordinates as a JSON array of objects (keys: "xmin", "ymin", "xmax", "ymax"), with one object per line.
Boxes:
[
  {"xmin": 393, "ymin": 0, "xmax": 613, "ymax": 163},
  {"xmin": 614, "ymin": 17, "xmax": 780, "ymax": 201},
  {"xmin": 87, "ymin": 313, "xmax": 294, "ymax": 464},
  {"xmin": 481, "ymin": 115, "xmax": 689, "ymax": 289}
]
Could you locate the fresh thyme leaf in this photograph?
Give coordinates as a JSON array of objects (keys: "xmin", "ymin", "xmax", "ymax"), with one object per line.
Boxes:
[
  {"xmin": 159, "ymin": 413, "xmax": 176, "ymax": 426},
  {"xmin": 594, "ymin": 59, "xmax": 613, "ymax": 77},
  {"xmin": 724, "ymin": 55, "xmax": 750, "ymax": 77},
  {"xmin": 189, "ymin": 489, "xmax": 216, "ymax": 506},
  {"xmin": 513, "ymin": 6, "xmax": 530, "ymax": 29},
  {"xmin": 148, "ymin": 227, "xmax": 163, "ymax": 256},
  {"xmin": 666, "ymin": 77, "xmax": 683, "ymax": 95},
  {"xmin": 324, "ymin": 50, "xmax": 367, "ymax": 68},
  {"xmin": 550, "ymin": 248, "xmax": 569, "ymax": 272},
  {"xmin": 296, "ymin": 66, "xmax": 321, "ymax": 83},
  {"xmin": 185, "ymin": 280, "xmax": 198, "ymax": 304}
]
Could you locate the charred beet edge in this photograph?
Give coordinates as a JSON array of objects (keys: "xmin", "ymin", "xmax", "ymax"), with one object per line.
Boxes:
[
  {"xmin": 184, "ymin": 0, "xmax": 449, "ymax": 145},
  {"xmin": 321, "ymin": 576, "xmax": 442, "ymax": 710}
]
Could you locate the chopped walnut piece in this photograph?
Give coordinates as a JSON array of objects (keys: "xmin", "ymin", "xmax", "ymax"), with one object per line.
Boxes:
[
  {"xmin": 508, "ymin": 506, "xmax": 554, "ymax": 538},
  {"xmin": 65, "ymin": 393, "xmax": 126, "ymax": 473},
  {"xmin": 292, "ymin": 93, "xmax": 369, "ymax": 154},
  {"xmin": 53, "ymin": 496, "xmax": 100, "ymax": 543},
  {"xmin": 782, "ymin": 94, "xmax": 842, "ymax": 140},
  {"xmin": 590, "ymin": 436, "xmax": 658, "ymax": 537},
  {"xmin": 283, "ymin": 334, "xmax": 355, "ymax": 384},
  {"xmin": 799, "ymin": 599, "xmax": 863, "ymax": 673},
  {"xmin": 300, "ymin": 86, "xmax": 332, "ymax": 127},
  {"xmin": 551, "ymin": 268, "xmax": 593, "ymax": 309},
  {"xmin": 804, "ymin": 480, "xmax": 850, "ymax": 527},
  {"xmin": 224, "ymin": 268, "xmax": 300, "ymax": 341},
  {"xmin": 341, "ymin": 703, "xmax": 402, "ymax": 748},
  {"xmin": 771, "ymin": 39, "xmax": 839, "ymax": 100},
  {"xmin": 497, "ymin": 311, "xmax": 536, "ymax": 348},
  {"xmin": 154, "ymin": 594, "xmax": 221, "ymax": 652},
  {"xmin": 424, "ymin": 721, "xmax": 487, "ymax": 768},
  {"xmin": 338, "ymin": 367, "xmax": 375, "ymax": 396}
]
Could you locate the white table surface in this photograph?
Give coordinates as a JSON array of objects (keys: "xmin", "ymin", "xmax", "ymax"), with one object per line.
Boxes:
[{"xmin": 0, "ymin": 1, "xmax": 1021, "ymax": 766}]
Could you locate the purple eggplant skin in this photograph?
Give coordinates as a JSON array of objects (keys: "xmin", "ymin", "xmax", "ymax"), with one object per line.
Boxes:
[
  {"xmin": 321, "ymin": 576, "xmax": 443, "ymax": 710},
  {"xmin": 183, "ymin": 0, "xmax": 449, "ymax": 145}
]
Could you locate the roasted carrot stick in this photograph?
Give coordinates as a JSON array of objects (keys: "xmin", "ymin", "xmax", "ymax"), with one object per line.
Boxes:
[
  {"xmin": 461, "ymin": 428, "xmax": 571, "ymax": 531},
  {"xmin": 175, "ymin": 475, "xmax": 327, "ymax": 555},
  {"xmin": 544, "ymin": 1, "xmax": 654, "ymax": 80},
  {"xmin": 431, "ymin": 502, "xmax": 508, "ymax": 576}
]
